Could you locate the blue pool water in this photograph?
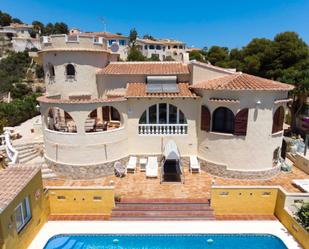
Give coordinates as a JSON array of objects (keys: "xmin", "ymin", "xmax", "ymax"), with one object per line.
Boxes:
[{"xmin": 43, "ymin": 234, "xmax": 289, "ymax": 249}]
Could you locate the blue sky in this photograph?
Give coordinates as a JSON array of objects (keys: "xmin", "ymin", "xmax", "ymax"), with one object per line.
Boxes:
[{"xmin": 1, "ymin": 0, "xmax": 309, "ymax": 48}]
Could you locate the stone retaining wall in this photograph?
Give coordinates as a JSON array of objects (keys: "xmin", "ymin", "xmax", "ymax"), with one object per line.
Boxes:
[{"xmin": 199, "ymin": 157, "xmax": 281, "ymax": 180}]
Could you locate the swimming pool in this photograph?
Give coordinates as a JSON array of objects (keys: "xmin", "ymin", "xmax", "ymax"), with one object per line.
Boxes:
[{"xmin": 43, "ymin": 234, "xmax": 288, "ymax": 249}]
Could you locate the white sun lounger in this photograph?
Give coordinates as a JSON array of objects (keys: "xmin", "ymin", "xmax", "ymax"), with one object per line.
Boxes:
[
  {"xmin": 127, "ymin": 156, "xmax": 137, "ymax": 173},
  {"xmin": 146, "ymin": 156, "xmax": 158, "ymax": 178},
  {"xmin": 292, "ymin": 179, "xmax": 309, "ymax": 193},
  {"xmin": 190, "ymin": 155, "xmax": 200, "ymax": 173}
]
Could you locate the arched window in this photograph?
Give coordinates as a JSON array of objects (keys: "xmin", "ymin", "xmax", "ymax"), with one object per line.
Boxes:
[
  {"xmin": 85, "ymin": 106, "xmax": 122, "ymax": 133},
  {"xmin": 272, "ymin": 106, "xmax": 284, "ymax": 133},
  {"xmin": 139, "ymin": 103, "xmax": 187, "ymax": 135},
  {"xmin": 212, "ymin": 107, "xmax": 235, "ymax": 134},
  {"xmin": 45, "ymin": 107, "xmax": 76, "ymax": 133},
  {"xmin": 66, "ymin": 64, "xmax": 75, "ymax": 78}
]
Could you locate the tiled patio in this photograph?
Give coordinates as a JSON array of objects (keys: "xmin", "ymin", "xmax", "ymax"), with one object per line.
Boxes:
[{"xmin": 43, "ymin": 164, "xmax": 309, "ymax": 199}]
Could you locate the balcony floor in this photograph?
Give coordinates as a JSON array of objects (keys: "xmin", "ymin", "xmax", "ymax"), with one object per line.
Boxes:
[{"xmin": 43, "ymin": 164, "xmax": 309, "ymax": 199}]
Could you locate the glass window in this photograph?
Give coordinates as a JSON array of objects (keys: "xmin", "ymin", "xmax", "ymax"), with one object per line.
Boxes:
[
  {"xmin": 119, "ymin": 40, "xmax": 126, "ymax": 46},
  {"xmin": 179, "ymin": 110, "xmax": 187, "ymax": 124},
  {"xmin": 169, "ymin": 105, "xmax": 177, "ymax": 124},
  {"xmin": 139, "ymin": 111, "xmax": 147, "ymax": 124},
  {"xmin": 108, "ymin": 39, "xmax": 116, "ymax": 46},
  {"xmin": 15, "ymin": 197, "xmax": 31, "ymax": 233},
  {"xmin": 149, "ymin": 45, "xmax": 155, "ymax": 50},
  {"xmin": 159, "ymin": 103, "xmax": 167, "ymax": 124},
  {"xmin": 156, "ymin": 45, "xmax": 161, "ymax": 50},
  {"xmin": 179, "ymin": 45, "xmax": 183, "ymax": 49},
  {"xmin": 66, "ymin": 64, "xmax": 75, "ymax": 77},
  {"xmin": 139, "ymin": 104, "xmax": 187, "ymax": 125},
  {"xmin": 144, "ymin": 45, "xmax": 148, "ymax": 50},
  {"xmin": 212, "ymin": 107, "xmax": 235, "ymax": 133},
  {"xmin": 149, "ymin": 104, "xmax": 157, "ymax": 124},
  {"xmin": 173, "ymin": 45, "xmax": 178, "ymax": 49}
]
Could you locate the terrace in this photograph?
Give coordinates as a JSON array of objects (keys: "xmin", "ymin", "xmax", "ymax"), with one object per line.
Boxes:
[{"xmin": 43, "ymin": 162, "xmax": 309, "ymax": 199}]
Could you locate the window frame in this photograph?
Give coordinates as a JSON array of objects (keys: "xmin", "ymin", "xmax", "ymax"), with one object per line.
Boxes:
[
  {"xmin": 15, "ymin": 196, "xmax": 31, "ymax": 233},
  {"xmin": 65, "ymin": 63, "xmax": 76, "ymax": 79},
  {"xmin": 139, "ymin": 103, "xmax": 187, "ymax": 125},
  {"xmin": 212, "ymin": 107, "xmax": 235, "ymax": 134}
]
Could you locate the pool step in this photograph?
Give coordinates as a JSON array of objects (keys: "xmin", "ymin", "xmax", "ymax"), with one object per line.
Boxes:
[{"xmin": 111, "ymin": 199, "xmax": 215, "ymax": 220}]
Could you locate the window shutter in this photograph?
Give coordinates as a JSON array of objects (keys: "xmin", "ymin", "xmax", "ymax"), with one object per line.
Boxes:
[
  {"xmin": 102, "ymin": 106, "xmax": 110, "ymax": 121},
  {"xmin": 272, "ymin": 106, "xmax": 284, "ymax": 133},
  {"xmin": 201, "ymin": 105, "xmax": 211, "ymax": 132},
  {"xmin": 234, "ymin": 108, "xmax": 249, "ymax": 136}
]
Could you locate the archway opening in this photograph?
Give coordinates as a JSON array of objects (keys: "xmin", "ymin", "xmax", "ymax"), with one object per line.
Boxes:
[
  {"xmin": 85, "ymin": 106, "xmax": 122, "ymax": 133},
  {"xmin": 45, "ymin": 107, "xmax": 77, "ymax": 133}
]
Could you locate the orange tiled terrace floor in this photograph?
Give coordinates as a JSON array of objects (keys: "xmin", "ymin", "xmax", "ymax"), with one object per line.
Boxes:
[{"xmin": 43, "ymin": 166, "xmax": 308, "ymax": 199}]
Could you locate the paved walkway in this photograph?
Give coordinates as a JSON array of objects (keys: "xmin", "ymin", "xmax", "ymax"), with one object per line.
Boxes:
[{"xmin": 43, "ymin": 165, "xmax": 309, "ymax": 199}]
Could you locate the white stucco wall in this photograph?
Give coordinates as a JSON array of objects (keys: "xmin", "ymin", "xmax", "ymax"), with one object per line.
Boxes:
[
  {"xmin": 196, "ymin": 89, "xmax": 288, "ymax": 171},
  {"xmin": 40, "ymin": 101, "xmax": 128, "ymax": 165},
  {"xmin": 42, "ymin": 51, "xmax": 111, "ymax": 98}
]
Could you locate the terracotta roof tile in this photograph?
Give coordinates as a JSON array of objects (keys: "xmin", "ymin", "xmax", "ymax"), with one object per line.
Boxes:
[
  {"xmin": 191, "ymin": 73, "xmax": 294, "ymax": 91},
  {"xmin": 0, "ymin": 166, "xmax": 40, "ymax": 213},
  {"xmin": 125, "ymin": 83, "xmax": 197, "ymax": 98},
  {"xmin": 209, "ymin": 98, "xmax": 240, "ymax": 103},
  {"xmin": 98, "ymin": 62, "xmax": 190, "ymax": 75},
  {"xmin": 37, "ymin": 95, "xmax": 127, "ymax": 104},
  {"xmin": 83, "ymin": 32, "xmax": 128, "ymax": 39}
]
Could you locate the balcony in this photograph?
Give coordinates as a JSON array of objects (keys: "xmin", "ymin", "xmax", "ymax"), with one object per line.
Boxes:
[{"xmin": 138, "ymin": 124, "xmax": 188, "ymax": 135}]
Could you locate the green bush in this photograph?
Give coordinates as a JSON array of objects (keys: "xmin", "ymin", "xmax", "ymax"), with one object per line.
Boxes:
[
  {"xmin": 0, "ymin": 93, "xmax": 41, "ymax": 131},
  {"xmin": 295, "ymin": 202, "xmax": 309, "ymax": 232}
]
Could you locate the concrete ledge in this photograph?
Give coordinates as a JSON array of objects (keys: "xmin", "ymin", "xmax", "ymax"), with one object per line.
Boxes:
[{"xmin": 199, "ymin": 157, "xmax": 281, "ymax": 180}]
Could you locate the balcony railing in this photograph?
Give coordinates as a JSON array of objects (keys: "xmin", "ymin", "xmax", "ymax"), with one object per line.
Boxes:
[{"xmin": 138, "ymin": 124, "xmax": 188, "ymax": 135}]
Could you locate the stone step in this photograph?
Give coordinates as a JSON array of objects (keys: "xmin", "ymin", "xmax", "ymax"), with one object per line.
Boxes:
[
  {"xmin": 19, "ymin": 153, "xmax": 39, "ymax": 163},
  {"xmin": 120, "ymin": 198, "xmax": 210, "ymax": 204},
  {"xmin": 111, "ymin": 210, "xmax": 214, "ymax": 217},
  {"xmin": 41, "ymin": 168, "xmax": 53, "ymax": 174},
  {"xmin": 111, "ymin": 216, "xmax": 216, "ymax": 221},
  {"xmin": 17, "ymin": 148, "xmax": 37, "ymax": 156},
  {"xmin": 14, "ymin": 142, "xmax": 43, "ymax": 149},
  {"xmin": 18, "ymin": 151, "xmax": 38, "ymax": 160},
  {"xmin": 114, "ymin": 204, "xmax": 213, "ymax": 211},
  {"xmin": 41, "ymin": 172, "xmax": 58, "ymax": 179},
  {"xmin": 111, "ymin": 198, "xmax": 215, "ymax": 221}
]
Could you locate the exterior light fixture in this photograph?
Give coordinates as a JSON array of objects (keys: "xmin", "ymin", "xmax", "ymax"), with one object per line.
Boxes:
[
  {"xmin": 256, "ymin": 100, "xmax": 261, "ymax": 105},
  {"xmin": 36, "ymin": 104, "xmax": 40, "ymax": 112}
]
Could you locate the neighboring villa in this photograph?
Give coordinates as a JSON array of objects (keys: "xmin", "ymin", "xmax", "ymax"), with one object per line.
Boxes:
[
  {"xmin": 0, "ymin": 23, "xmax": 41, "ymax": 55},
  {"xmin": 69, "ymin": 28, "xmax": 129, "ymax": 60},
  {"xmin": 33, "ymin": 33, "xmax": 293, "ymax": 180},
  {"xmin": 68, "ymin": 28, "xmax": 188, "ymax": 61},
  {"xmin": 136, "ymin": 38, "xmax": 188, "ymax": 61}
]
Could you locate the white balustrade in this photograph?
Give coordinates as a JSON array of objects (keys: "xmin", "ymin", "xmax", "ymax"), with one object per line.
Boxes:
[
  {"xmin": 3, "ymin": 130, "xmax": 19, "ymax": 164},
  {"xmin": 138, "ymin": 124, "xmax": 188, "ymax": 135}
]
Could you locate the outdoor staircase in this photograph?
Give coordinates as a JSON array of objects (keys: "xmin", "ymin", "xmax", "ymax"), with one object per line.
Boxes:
[
  {"xmin": 5, "ymin": 141, "xmax": 58, "ymax": 179},
  {"xmin": 40, "ymin": 162, "xmax": 57, "ymax": 179},
  {"xmin": 13, "ymin": 142, "xmax": 43, "ymax": 164},
  {"xmin": 111, "ymin": 198, "xmax": 215, "ymax": 220}
]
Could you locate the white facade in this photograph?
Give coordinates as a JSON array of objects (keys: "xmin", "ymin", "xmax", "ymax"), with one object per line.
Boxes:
[
  {"xmin": 136, "ymin": 38, "xmax": 188, "ymax": 61},
  {"xmin": 36, "ymin": 35, "xmax": 292, "ymax": 179}
]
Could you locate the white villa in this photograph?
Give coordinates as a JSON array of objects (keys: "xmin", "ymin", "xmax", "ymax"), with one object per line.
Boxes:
[
  {"xmin": 35, "ymin": 34, "xmax": 293, "ymax": 180},
  {"xmin": 0, "ymin": 23, "xmax": 41, "ymax": 53},
  {"xmin": 136, "ymin": 38, "xmax": 188, "ymax": 61}
]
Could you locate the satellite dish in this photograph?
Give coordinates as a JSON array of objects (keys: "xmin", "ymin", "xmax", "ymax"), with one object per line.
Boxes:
[{"xmin": 110, "ymin": 42, "xmax": 119, "ymax": 53}]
